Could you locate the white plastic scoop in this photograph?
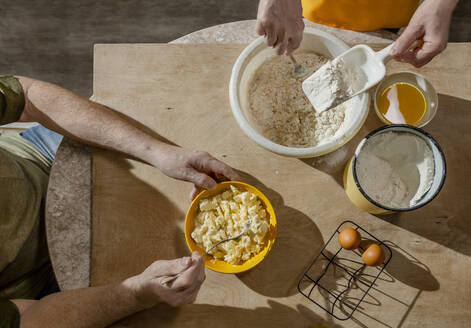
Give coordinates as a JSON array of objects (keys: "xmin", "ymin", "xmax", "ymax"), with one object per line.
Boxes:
[{"xmin": 302, "ymin": 43, "xmax": 394, "ymax": 113}]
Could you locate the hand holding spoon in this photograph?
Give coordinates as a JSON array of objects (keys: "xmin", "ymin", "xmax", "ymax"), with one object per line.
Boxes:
[{"xmin": 160, "ymin": 221, "xmax": 252, "ymax": 285}]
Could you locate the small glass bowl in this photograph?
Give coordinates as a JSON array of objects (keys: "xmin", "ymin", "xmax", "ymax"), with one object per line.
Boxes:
[{"xmin": 374, "ymin": 71, "xmax": 438, "ymax": 128}]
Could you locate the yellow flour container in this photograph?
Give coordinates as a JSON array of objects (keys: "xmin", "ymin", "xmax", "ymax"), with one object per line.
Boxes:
[{"xmin": 343, "ymin": 125, "xmax": 446, "ymax": 215}]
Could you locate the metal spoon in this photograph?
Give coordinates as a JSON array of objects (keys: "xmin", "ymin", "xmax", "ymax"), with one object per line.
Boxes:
[
  {"xmin": 289, "ymin": 55, "xmax": 307, "ymax": 78},
  {"xmin": 204, "ymin": 221, "xmax": 252, "ymax": 256},
  {"xmin": 160, "ymin": 221, "xmax": 252, "ymax": 285}
]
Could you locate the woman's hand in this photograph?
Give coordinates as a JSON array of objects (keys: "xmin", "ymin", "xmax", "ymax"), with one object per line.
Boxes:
[
  {"xmin": 256, "ymin": 0, "xmax": 305, "ymax": 55},
  {"xmin": 124, "ymin": 252, "xmax": 205, "ymax": 309},
  {"xmin": 151, "ymin": 145, "xmax": 240, "ymax": 199},
  {"xmin": 391, "ymin": 0, "xmax": 459, "ymax": 67}
]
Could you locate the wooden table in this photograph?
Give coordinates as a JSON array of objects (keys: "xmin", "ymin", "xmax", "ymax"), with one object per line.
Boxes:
[
  {"xmin": 86, "ymin": 42, "xmax": 471, "ymax": 328},
  {"xmin": 45, "ymin": 20, "xmax": 396, "ymax": 291},
  {"xmin": 42, "ymin": 19, "xmax": 471, "ymax": 328}
]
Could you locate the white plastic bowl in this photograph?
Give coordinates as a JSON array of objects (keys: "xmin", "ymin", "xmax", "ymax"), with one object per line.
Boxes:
[{"xmin": 229, "ymin": 28, "xmax": 370, "ymax": 158}]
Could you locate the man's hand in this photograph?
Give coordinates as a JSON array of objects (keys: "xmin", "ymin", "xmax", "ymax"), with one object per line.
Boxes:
[
  {"xmin": 151, "ymin": 145, "xmax": 240, "ymax": 200},
  {"xmin": 18, "ymin": 253, "xmax": 206, "ymax": 327},
  {"xmin": 391, "ymin": 0, "xmax": 459, "ymax": 67},
  {"xmin": 256, "ymin": 0, "xmax": 304, "ymax": 55},
  {"xmin": 124, "ymin": 252, "xmax": 205, "ymax": 309}
]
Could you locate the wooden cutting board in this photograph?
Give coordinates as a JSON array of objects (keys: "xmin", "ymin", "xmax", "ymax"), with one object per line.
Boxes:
[{"xmin": 91, "ymin": 43, "xmax": 471, "ymax": 327}]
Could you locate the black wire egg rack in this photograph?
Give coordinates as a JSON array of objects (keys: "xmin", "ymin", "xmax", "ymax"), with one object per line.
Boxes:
[{"xmin": 297, "ymin": 220, "xmax": 392, "ymax": 320}]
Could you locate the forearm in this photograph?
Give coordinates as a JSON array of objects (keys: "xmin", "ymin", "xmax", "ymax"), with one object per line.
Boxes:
[
  {"xmin": 17, "ymin": 76, "xmax": 168, "ymax": 166},
  {"xmin": 18, "ymin": 282, "xmax": 146, "ymax": 328},
  {"xmin": 14, "ymin": 76, "xmax": 239, "ymax": 191},
  {"xmin": 442, "ymin": 0, "xmax": 459, "ymax": 9},
  {"xmin": 428, "ymin": 0, "xmax": 459, "ymax": 13}
]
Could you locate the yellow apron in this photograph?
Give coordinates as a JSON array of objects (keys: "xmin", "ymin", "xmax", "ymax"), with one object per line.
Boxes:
[{"xmin": 302, "ymin": 0, "xmax": 420, "ymax": 31}]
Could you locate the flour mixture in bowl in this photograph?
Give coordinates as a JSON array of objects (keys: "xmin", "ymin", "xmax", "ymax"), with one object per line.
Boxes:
[{"xmin": 248, "ymin": 52, "xmax": 347, "ymax": 148}]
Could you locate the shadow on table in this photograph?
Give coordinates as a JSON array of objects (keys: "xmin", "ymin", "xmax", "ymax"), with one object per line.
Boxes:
[
  {"xmin": 301, "ymin": 93, "xmax": 471, "ymax": 258},
  {"xmin": 295, "ymin": 226, "xmax": 439, "ymax": 327},
  {"xmin": 339, "ymin": 239, "xmax": 439, "ymax": 328},
  {"xmin": 299, "ymin": 146, "xmax": 352, "ymax": 188},
  {"xmin": 112, "ymin": 299, "xmax": 345, "ymax": 328},
  {"xmin": 90, "ymin": 151, "xmax": 188, "ymax": 286},
  {"xmin": 233, "ymin": 171, "xmax": 325, "ymax": 298},
  {"xmin": 375, "ymin": 94, "xmax": 471, "ymax": 257},
  {"xmin": 383, "ymin": 241, "xmax": 438, "ymax": 328},
  {"xmin": 383, "ymin": 240, "xmax": 439, "ymax": 291},
  {"xmin": 298, "ymin": 105, "xmax": 383, "ymax": 188},
  {"xmin": 112, "ymin": 239, "xmax": 439, "ymax": 328}
]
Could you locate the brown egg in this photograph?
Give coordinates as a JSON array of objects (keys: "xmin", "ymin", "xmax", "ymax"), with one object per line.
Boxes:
[
  {"xmin": 362, "ymin": 244, "xmax": 385, "ymax": 266},
  {"xmin": 338, "ymin": 228, "xmax": 361, "ymax": 250}
]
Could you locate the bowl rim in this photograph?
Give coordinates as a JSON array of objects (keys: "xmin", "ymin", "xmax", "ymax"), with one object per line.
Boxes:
[
  {"xmin": 373, "ymin": 70, "xmax": 439, "ymax": 128},
  {"xmin": 351, "ymin": 124, "xmax": 447, "ymax": 212},
  {"xmin": 184, "ymin": 181, "xmax": 277, "ymax": 273},
  {"xmin": 229, "ymin": 27, "xmax": 371, "ymax": 158}
]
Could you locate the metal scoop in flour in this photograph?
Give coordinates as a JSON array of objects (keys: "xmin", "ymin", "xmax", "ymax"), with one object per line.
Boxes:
[
  {"xmin": 302, "ymin": 43, "xmax": 395, "ymax": 113},
  {"xmin": 289, "ymin": 55, "xmax": 308, "ymax": 78}
]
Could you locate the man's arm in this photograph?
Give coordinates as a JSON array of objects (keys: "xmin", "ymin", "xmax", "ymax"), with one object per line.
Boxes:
[
  {"xmin": 16, "ymin": 282, "xmax": 143, "ymax": 328},
  {"xmin": 14, "ymin": 252, "xmax": 205, "ymax": 328},
  {"xmin": 16, "ymin": 76, "xmax": 239, "ymax": 198}
]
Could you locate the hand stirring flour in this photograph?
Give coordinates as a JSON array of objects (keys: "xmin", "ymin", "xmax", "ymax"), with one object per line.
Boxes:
[{"xmin": 356, "ymin": 131, "xmax": 435, "ymax": 209}]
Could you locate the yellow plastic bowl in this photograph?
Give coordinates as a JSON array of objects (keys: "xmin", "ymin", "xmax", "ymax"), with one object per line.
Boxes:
[{"xmin": 184, "ymin": 181, "xmax": 277, "ymax": 274}]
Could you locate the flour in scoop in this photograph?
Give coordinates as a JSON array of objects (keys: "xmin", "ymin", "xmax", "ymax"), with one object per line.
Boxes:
[
  {"xmin": 356, "ymin": 131, "xmax": 435, "ymax": 209},
  {"xmin": 302, "ymin": 57, "xmax": 365, "ymax": 113}
]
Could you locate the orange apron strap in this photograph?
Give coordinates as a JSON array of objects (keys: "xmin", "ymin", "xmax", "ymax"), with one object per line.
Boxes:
[{"xmin": 302, "ymin": 0, "xmax": 420, "ymax": 32}]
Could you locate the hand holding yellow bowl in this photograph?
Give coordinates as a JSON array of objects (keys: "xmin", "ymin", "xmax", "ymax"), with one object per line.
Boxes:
[{"xmin": 184, "ymin": 181, "xmax": 277, "ymax": 274}]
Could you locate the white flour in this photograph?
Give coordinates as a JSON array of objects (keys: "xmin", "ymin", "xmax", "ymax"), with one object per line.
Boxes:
[
  {"xmin": 356, "ymin": 131, "xmax": 435, "ymax": 209},
  {"xmin": 302, "ymin": 57, "xmax": 365, "ymax": 113}
]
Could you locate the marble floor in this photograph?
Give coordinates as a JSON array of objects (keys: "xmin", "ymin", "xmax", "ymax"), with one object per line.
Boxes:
[{"xmin": 0, "ymin": 0, "xmax": 469, "ymax": 97}]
